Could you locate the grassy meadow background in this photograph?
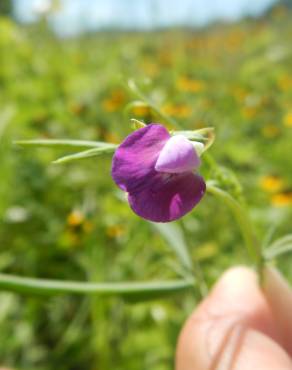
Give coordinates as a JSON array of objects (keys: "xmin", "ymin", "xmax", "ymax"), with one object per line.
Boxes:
[{"xmin": 0, "ymin": 5, "xmax": 292, "ymax": 369}]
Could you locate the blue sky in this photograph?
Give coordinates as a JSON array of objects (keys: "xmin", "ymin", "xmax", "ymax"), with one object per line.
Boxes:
[{"xmin": 13, "ymin": 0, "xmax": 278, "ymax": 37}]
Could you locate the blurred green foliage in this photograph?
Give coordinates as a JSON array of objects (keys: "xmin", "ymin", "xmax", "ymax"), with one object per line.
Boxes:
[
  {"xmin": 0, "ymin": 0, "xmax": 12, "ymax": 16},
  {"xmin": 0, "ymin": 7, "xmax": 292, "ymax": 369}
]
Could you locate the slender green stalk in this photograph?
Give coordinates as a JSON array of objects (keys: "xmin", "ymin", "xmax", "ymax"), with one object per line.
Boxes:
[
  {"xmin": 179, "ymin": 221, "xmax": 208, "ymax": 298},
  {"xmin": 127, "ymin": 80, "xmax": 181, "ymax": 129},
  {"xmin": 0, "ymin": 273, "xmax": 193, "ymax": 297},
  {"xmin": 190, "ymin": 254, "xmax": 208, "ymax": 299},
  {"xmin": 87, "ymin": 242, "xmax": 110, "ymax": 369},
  {"xmin": 207, "ymin": 184, "xmax": 263, "ymax": 274},
  {"xmin": 264, "ymin": 243, "xmax": 292, "ymax": 260}
]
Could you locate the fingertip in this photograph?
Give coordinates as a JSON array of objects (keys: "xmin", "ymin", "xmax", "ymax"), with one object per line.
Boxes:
[
  {"xmin": 210, "ymin": 266, "xmax": 258, "ymax": 303},
  {"xmin": 176, "ymin": 266, "xmax": 281, "ymax": 370}
]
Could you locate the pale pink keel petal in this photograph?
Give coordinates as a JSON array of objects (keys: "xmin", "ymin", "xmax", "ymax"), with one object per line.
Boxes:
[
  {"xmin": 128, "ymin": 173, "xmax": 206, "ymax": 222},
  {"xmin": 155, "ymin": 135, "xmax": 200, "ymax": 174},
  {"xmin": 111, "ymin": 124, "xmax": 170, "ymax": 193}
]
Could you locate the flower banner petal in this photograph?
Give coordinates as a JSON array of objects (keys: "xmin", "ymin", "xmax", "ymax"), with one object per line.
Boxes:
[{"xmin": 111, "ymin": 124, "xmax": 170, "ymax": 192}]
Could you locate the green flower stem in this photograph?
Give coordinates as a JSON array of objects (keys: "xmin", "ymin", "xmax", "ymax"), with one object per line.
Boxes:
[
  {"xmin": 178, "ymin": 221, "xmax": 209, "ymax": 298},
  {"xmin": 0, "ymin": 273, "xmax": 193, "ymax": 297},
  {"xmin": 87, "ymin": 242, "xmax": 110, "ymax": 369},
  {"xmin": 207, "ymin": 183, "xmax": 263, "ymax": 275},
  {"xmin": 127, "ymin": 80, "xmax": 180, "ymax": 128},
  {"xmin": 191, "ymin": 256, "xmax": 208, "ymax": 298}
]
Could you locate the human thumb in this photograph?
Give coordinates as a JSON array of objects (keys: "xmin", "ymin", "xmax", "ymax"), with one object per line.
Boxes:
[{"xmin": 176, "ymin": 266, "xmax": 292, "ymax": 370}]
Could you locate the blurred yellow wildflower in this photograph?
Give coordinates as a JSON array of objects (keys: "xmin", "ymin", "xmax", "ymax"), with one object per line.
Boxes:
[
  {"xmin": 83, "ymin": 221, "xmax": 94, "ymax": 234},
  {"xmin": 158, "ymin": 51, "xmax": 173, "ymax": 66},
  {"xmin": 68, "ymin": 102, "xmax": 86, "ymax": 116},
  {"xmin": 104, "ymin": 131, "xmax": 120, "ymax": 144},
  {"xmin": 283, "ymin": 112, "xmax": 292, "ymax": 127},
  {"xmin": 131, "ymin": 104, "xmax": 151, "ymax": 117},
  {"xmin": 225, "ymin": 30, "xmax": 244, "ymax": 51},
  {"xmin": 67, "ymin": 210, "xmax": 93, "ymax": 235},
  {"xmin": 271, "ymin": 192, "xmax": 292, "ymax": 207},
  {"xmin": 277, "ymin": 74, "xmax": 292, "ymax": 91},
  {"xmin": 67, "ymin": 210, "xmax": 84, "ymax": 227},
  {"xmin": 177, "ymin": 77, "xmax": 206, "ymax": 93},
  {"xmin": 162, "ymin": 103, "xmax": 192, "ymax": 118},
  {"xmin": 106, "ymin": 225, "xmax": 125, "ymax": 239},
  {"xmin": 195, "ymin": 242, "xmax": 218, "ymax": 261},
  {"xmin": 261, "ymin": 124, "xmax": 280, "ymax": 138},
  {"xmin": 140, "ymin": 61, "xmax": 159, "ymax": 77},
  {"xmin": 102, "ymin": 99, "xmax": 120, "ymax": 112},
  {"xmin": 241, "ymin": 106, "xmax": 257, "ymax": 119},
  {"xmin": 259, "ymin": 175, "xmax": 284, "ymax": 193},
  {"xmin": 102, "ymin": 90, "xmax": 125, "ymax": 112},
  {"xmin": 233, "ymin": 87, "xmax": 248, "ymax": 102}
]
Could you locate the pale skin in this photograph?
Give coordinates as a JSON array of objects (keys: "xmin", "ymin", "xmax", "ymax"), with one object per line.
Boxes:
[{"xmin": 176, "ymin": 266, "xmax": 292, "ymax": 370}]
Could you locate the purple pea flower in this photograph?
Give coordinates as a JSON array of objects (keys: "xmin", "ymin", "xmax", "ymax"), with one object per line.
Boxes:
[{"xmin": 111, "ymin": 124, "xmax": 206, "ymax": 222}]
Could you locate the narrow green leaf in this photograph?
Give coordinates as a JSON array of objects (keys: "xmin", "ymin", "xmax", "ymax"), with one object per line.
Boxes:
[
  {"xmin": 268, "ymin": 234, "xmax": 292, "ymax": 249},
  {"xmin": 264, "ymin": 243, "xmax": 292, "ymax": 260},
  {"xmin": 264, "ymin": 234, "xmax": 292, "ymax": 260},
  {"xmin": 14, "ymin": 139, "xmax": 111, "ymax": 150},
  {"xmin": 53, "ymin": 145, "xmax": 117, "ymax": 164},
  {"xmin": 0, "ymin": 273, "xmax": 194, "ymax": 301},
  {"xmin": 262, "ymin": 224, "xmax": 278, "ymax": 249},
  {"xmin": 151, "ymin": 222, "xmax": 193, "ymax": 272}
]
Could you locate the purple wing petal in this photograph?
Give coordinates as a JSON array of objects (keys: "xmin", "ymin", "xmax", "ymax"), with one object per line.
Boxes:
[
  {"xmin": 128, "ymin": 173, "xmax": 206, "ymax": 222},
  {"xmin": 111, "ymin": 124, "xmax": 170, "ymax": 193},
  {"xmin": 155, "ymin": 135, "xmax": 200, "ymax": 173}
]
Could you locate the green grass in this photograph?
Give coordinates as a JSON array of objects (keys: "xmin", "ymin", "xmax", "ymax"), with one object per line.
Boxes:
[{"xmin": 0, "ymin": 8, "xmax": 292, "ymax": 369}]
